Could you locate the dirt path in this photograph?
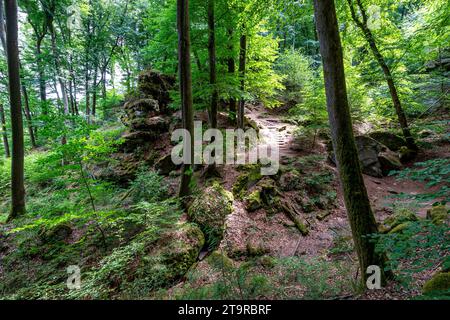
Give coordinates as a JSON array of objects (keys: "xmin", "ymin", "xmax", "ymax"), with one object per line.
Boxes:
[{"xmin": 219, "ymin": 104, "xmax": 445, "ymax": 260}]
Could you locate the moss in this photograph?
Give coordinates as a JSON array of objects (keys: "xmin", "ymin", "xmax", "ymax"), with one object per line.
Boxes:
[
  {"xmin": 206, "ymin": 251, "xmax": 234, "ymax": 270},
  {"xmin": 244, "ymin": 190, "xmax": 263, "ymax": 212},
  {"xmin": 188, "ymin": 183, "xmax": 234, "ymax": 249},
  {"xmin": 423, "ymin": 272, "xmax": 450, "ymax": 295},
  {"xmin": 38, "ymin": 222, "xmax": 73, "ymax": 243},
  {"xmin": 426, "ymin": 205, "xmax": 448, "ymax": 225},
  {"xmin": 384, "ymin": 209, "xmax": 418, "ymax": 229},
  {"xmin": 388, "ymin": 222, "xmax": 412, "ymax": 234},
  {"xmin": 232, "ymin": 166, "xmax": 263, "ymax": 198},
  {"xmin": 162, "ymin": 223, "xmax": 205, "ymax": 279},
  {"xmin": 259, "ymin": 256, "xmax": 276, "ymax": 269}
]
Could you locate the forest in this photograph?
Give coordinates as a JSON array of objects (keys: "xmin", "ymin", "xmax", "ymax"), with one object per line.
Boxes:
[{"xmin": 0, "ymin": 0, "xmax": 448, "ymax": 301}]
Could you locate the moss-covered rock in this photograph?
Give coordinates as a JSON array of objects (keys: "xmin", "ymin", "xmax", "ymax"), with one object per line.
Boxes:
[
  {"xmin": 422, "ymin": 272, "xmax": 450, "ymax": 295},
  {"xmin": 378, "ymin": 150, "xmax": 402, "ymax": 176},
  {"xmin": 369, "ymin": 131, "xmax": 406, "ymax": 152},
  {"xmin": 244, "ymin": 190, "xmax": 263, "ymax": 212},
  {"xmin": 206, "ymin": 250, "xmax": 234, "ymax": 270},
  {"xmin": 384, "ymin": 209, "xmax": 418, "ymax": 230},
  {"xmin": 188, "ymin": 183, "xmax": 234, "ymax": 248},
  {"xmin": 232, "ymin": 166, "xmax": 263, "ymax": 198},
  {"xmin": 38, "ymin": 222, "xmax": 73, "ymax": 243},
  {"xmin": 159, "ymin": 223, "xmax": 205, "ymax": 279},
  {"xmin": 388, "ymin": 222, "xmax": 412, "ymax": 234},
  {"xmin": 426, "ymin": 205, "xmax": 449, "ymax": 225}
]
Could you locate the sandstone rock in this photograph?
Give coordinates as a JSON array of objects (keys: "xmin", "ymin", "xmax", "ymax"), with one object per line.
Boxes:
[
  {"xmin": 330, "ymin": 136, "xmax": 402, "ymax": 177},
  {"xmin": 188, "ymin": 183, "xmax": 234, "ymax": 249},
  {"xmin": 378, "ymin": 149, "xmax": 402, "ymax": 176},
  {"xmin": 369, "ymin": 131, "xmax": 406, "ymax": 151},
  {"xmin": 137, "ymin": 70, "xmax": 175, "ymax": 111}
]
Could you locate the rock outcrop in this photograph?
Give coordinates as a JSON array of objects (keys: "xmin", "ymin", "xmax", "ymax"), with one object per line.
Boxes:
[
  {"xmin": 98, "ymin": 70, "xmax": 178, "ymax": 184},
  {"xmin": 329, "ymin": 135, "xmax": 402, "ymax": 177}
]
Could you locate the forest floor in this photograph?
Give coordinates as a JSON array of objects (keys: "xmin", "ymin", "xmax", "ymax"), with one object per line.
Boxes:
[{"xmin": 165, "ymin": 104, "xmax": 449, "ymax": 300}]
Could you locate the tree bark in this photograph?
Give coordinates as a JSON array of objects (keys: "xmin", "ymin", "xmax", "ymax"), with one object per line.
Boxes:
[
  {"xmin": 207, "ymin": 0, "xmax": 218, "ymax": 129},
  {"xmin": 347, "ymin": 0, "xmax": 417, "ymax": 151},
  {"xmin": 177, "ymin": 0, "xmax": 194, "ymax": 199},
  {"xmin": 0, "ymin": 103, "xmax": 10, "ymax": 157},
  {"xmin": 227, "ymin": 28, "xmax": 236, "ymax": 114},
  {"xmin": 237, "ymin": 33, "xmax": 247, "ymax": 129},
  {"xmin": 313, "ymin": 0, "xmax": 386, "ymax": 284},
  {"xmin": 4, "ymin": 0, "xmax": 25, "ymax": 220},
  {"xmin": 21, "ymin": 85, "xmax": 37, "ymax": 148}
]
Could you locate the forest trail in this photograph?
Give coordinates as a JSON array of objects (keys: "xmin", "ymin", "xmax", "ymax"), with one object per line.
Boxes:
[
  {"xmin": 219, "ymin": 103, "xmax": 446, "ymax": 261},
  {"xmin": 245, "ymin": 104, "xmax": 299, "ymax": 158}
]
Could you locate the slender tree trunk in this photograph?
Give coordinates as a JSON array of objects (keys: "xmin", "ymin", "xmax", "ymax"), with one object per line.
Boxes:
[
  {"xmin": 313, "ymin": 0, "xmax": 386, "ymax": 284},
  {"xmin": 49, "ymin": 22, "xmax": 69, "ymax": 119},
  {"xmin": 193, "ymin": 49, "xmax": 202, "ymax": 72},
  {"xmin": 177, "ymin": 0, "xmax": 194, "ymax": 199},
  {"xmin": 36, "ymin": 40, "xmax": 47, "ymax": 113},
  {"xmin": 0, "ymin": 1, "xmax": 10, "ymax": 157},
  {"xmin": 347, "ymin": 0, "xmax": 417, "ymax": 151},
  {"xmin": 207, "ymin": 0, "xmax": 218, "ymax": 129},
  {"xmin": 237, "ymin": 34, "xmax": 247, "ymax": 129},
  {"xmin": 5, "ymin": 0, "xmax": 25, "ymax": 220},
  {"xmin": 0, "ymin": 103, "xmax": 10, "ymax": 157},
  {"xmin": 85, "ymin": 67, "xmax": 90, "ymax": 122},
  {"xmin": 227, "ymin": 29, "xmax": 236, "ymax": 114},
  {"xmin": 21, "ymin": 85, "xmax": 37, "ymax": 148},
  {"xmin": 92, "ymin": 63, "xmax": 98, "ymax": 117}
]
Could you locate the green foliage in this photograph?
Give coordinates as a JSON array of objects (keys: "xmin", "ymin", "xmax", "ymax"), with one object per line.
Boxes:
[
  {"xmin": 129, "ymin": 168, "xmax": 168, "ymax": 203},
  {"xmin": 390, "ymin": 158, "xmax": 450, "ymax": 201},
  {"xmin": 371, "ymin": 220, "xmax": 449, "ymax": 287},
  {"xmin": 172, "ymin": 256, "xmax": 355, "ymax": 300}
]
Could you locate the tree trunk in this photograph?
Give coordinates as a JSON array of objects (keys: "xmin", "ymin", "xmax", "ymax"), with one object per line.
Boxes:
[
  {"xmin": 207, "ymin": 0, "xmax": 218, "ymax": 129},
  {"xmin": 237, "ymin": 33, "xmax": 247, "ymax": 129},
  {"xmin": 36, "ymin": 39, "xmax": 47, "ymax": 113},
  {"xmin": 92, "ymin": 62, "xmax": 99, "ymax": 117},
  {"xmin": 347, "ymin": 0, "xmax": 417, "ymax": 151},
  {"xmin": 177, "ymin": 0, "xmax": 194, "ymax": 199},
  {"xmin": 21, "ymin": 85, "xmax": 37, "ymax": 148},
  {"xmin": 227, "ymin": 28, "xmax": 236, "ymax": 114},
  {"xmin": 313, "ymin": 0, "xmax": 386, "ymax": 284},
  {"xmin": 0, "ymin": 103, "xmax": 10, "ymax": 157},
  {"xmin": 4, "ymin": 0, "xmax": 25, "ymax": 220}
]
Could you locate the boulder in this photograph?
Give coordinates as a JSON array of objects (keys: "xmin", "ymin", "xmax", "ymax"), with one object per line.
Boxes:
[
  {"xmin": 188, "ymin": 183, "xmax": 234, "ymax": 248},
  {"xmin": 329, "ymin": 136, "xmax": 403, "ymax": 177},
  {"xmin": 354, "ymin": 136, "xmax": 385, "ymax": 177},
  {"xmin": 244, "ymin": 190, "xmax": 263, "ymax": 212},
  {"xmin": 206, "ymin": 250, "xmax": 234, "ymax": 270},
  {"xmin": 39, "ymin": 223, "xmax": 72, "ymax": 243},
  {"xmin": 422, "ymin": 272, "xmax": 450, "ymax": 295},
  {"xmin": 155, "ymin": 154, "xmax": 180, "ymax": 176},
  {"xmin": 232, "ymin": 165, "xmax": 263, "ymax": 198},
  {"xmin": 368, "ymin": 131, "xmax": 406, "ymax": 151},
  {"xmin": 378, "ymin": 149, "xmax": 402, "ymax": 176},
  {"xmin": 426, "ymin": 205, "xmax": 449, "ymax": 225},
  {"xmin": 383, "ymin": 209, "xmax": 418, "ymax": 232}
]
